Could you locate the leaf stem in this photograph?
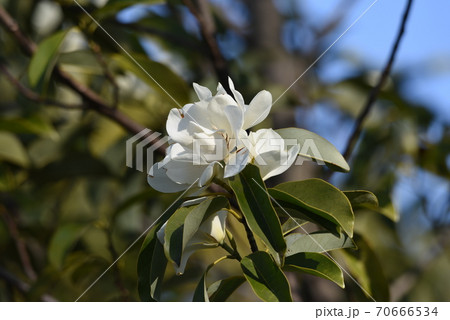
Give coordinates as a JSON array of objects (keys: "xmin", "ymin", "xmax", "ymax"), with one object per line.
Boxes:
[{"xmin": 220, "ymin": 241, "xmax": 241, "ymax": 261}]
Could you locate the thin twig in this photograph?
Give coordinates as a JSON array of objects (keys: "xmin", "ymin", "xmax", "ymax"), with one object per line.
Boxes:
[
  {"xmin": 89, "ymin": 41, "xmax": 120, "ymax": 108},
  {"xmin": 0, "ymin": 203, "xmax": 37, "ymax": 281},
  {"xmin": 0, "ymin": 63, "xmax": 86, "ymax": 110},
  {"xmin": 0, "ymin": 266, "xmax": 58, "ymax": 301},
  {"xmin": 341, "ymin": 0, "xmax": 414, "ymax": 162},
  {"xmin": 0, "ymin": 6, "xmax": 155, "ymax": 139},
  {"xmin": 182, "ymin": 0, "xmax": 230, "ymax": 93}
]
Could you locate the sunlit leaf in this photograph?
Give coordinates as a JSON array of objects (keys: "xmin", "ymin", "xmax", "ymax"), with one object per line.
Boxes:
[
  {"xmin": 276, "ymin": 127, "xmax": 350, "ymax": 172},
  {"xmin": 284, "ymin": 252, "xmax": 344, "ymax": 288},
  {"xmin": 285, "ymin": 231, "xmax": 355, "ymax": 256},
  {"xmin": 270, "ymin": 179, "xmax": 354, "ymax": 237}
]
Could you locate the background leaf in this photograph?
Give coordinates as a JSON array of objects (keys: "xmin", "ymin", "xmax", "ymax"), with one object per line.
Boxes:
[
  {"xmin": 28, "ymin": 29, "xmax": 69, "ymax": 87},
  {"xmin": 0, "ymin": 131, "xmax": 29, "ymax": 167}
]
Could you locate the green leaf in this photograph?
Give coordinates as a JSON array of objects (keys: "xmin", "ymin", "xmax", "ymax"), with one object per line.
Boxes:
[
  {"xmin": 281, "ymin": 216, "xmax": 308, "ymax": 235},
  {"xmin": 344, "ymin": 190, "xmax": 379, "ymax": 209},
  {"xmin": 344, "ymin": 191, "xmax": 398, "ymax": 221},
  {"xmin": 48, "ymin": 223, "xmax": 86, "ymax": 269},
  {"xmin": 0, "ymin": 132, "xmax": 29, "ymax": 167},
  {"xmin": 284, "ymin": 252, "xmax": 344, "ymax": 288},
  {"xmin": 28, "ymin": 29, "xmax": 69, "ymax": 87},
  {"xmin": 193, "ymin": 258, "xmax": 244, "ymax": 302},
  {"xmin": 0, "ymin": 117, "xmax": 56, "ymax": 137},
  {"xmin": 285, "ymin": 231, "xmax": 355, "ymax": 256},
  {"xmin": 164, "ymin": 197, "xmax": 228, "ymax": 267},
  {"xmin": 340, "ymin": 234, "xmax": 390, "ymax": 301},
  {"xmin": 241, "ymin": 251, "xmax": 292, "ymax": 302},
  {"xmin": 137, "ymin": 196, "xmax": 186, "ymax": 301},
  {"xmin": 112, "ymin": 54, "xmax": 190, "ymax": 105},
  {"xmin": 207, "ymin": 276, "xmax": 246, "ymax": 302},
  {"xmin": 228, "ymin": 164, "xmax": 286, "ymax": 264},
  {"xmin": 276, "ymin": 127, "xmax": 350, "ymax": 172},
  {"xmin": 270, "ymin": 179, "xmax": 354, "ymax": 237}
]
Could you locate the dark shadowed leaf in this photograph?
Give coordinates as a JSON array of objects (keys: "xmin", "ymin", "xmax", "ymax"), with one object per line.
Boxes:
[
  {"xmin": 228, "ymin": 164, "xmax": 286, "ymax": 264},
  {"xmin": 241, "ymin": 251, "xmax": 292, "ymax": 302},
  {"xmin": 340, "ymin": 234, "xmax": 390, "ymax": 301},
  {"xmin": 48, "ymin": 223, "xmax": 86, "ymax": 269}
]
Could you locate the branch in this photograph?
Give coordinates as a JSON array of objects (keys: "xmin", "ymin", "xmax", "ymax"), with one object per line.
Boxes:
[
  {"xmin": 0, "ymin": 5, "xmax": 155, "ymax": 139},
  {"xmin": 0, "ymin": 266, "xmax": 57, "ymax": 302},
  {"xmin": 182, "ymin": 0, "xmax": 231, "ymax": 93},
  {"xmin": 0, "ymin": 63, "xmax": 86, "ymax": 110},
  {"xmin": 341, "ymin": 0, "xmax": 414, "ymax": 161}
]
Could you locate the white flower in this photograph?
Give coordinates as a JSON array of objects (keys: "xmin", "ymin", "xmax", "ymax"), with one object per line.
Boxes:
[
  {"xmin": 148, "ymin": 78, "xmax": 298, "ymax": 193},
  {"xmin": 157, "ymin": 210, "xmax": 227, "ymax": 275}
]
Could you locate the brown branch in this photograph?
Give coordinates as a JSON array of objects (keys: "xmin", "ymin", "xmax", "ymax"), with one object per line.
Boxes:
[
  {"xmin": 0, "ymin": 63, "xmax": 86, "ymax": 110},
  {"xmin": 0, "ymin": 203, "xmax": 37, "ymax": 282},
  {"xmin": 0, "ymin": 266, "xmax": 57, "ymax": 301},
  {"xmin": 0, "ymin": 5, "xmax": 158, "ymax": 141},
  {"xmin": 89, "ymin": 41, "xmax": 119, "ymax": 108},
  {"xmin": 341, "ymin": 0, "xmax": 414, "ymax": 162},
  {"xmin": 182, "ymin": 0, "xmax": 231, "ymax": 94}
]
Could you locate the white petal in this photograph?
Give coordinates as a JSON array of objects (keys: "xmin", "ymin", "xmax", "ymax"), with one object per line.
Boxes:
[
  {"xmin": 199, "ymin": 210, "xmax": 227, "ymax": 244},
  {"xmin": 224, "ymin": 147, "xmax": 250, "ymax": 178},
  {"xmin": 243, "ymin": 90, "xmax": 272, "ymax": 129},
  {"xmin": 193, "ymin": 83, "xmax": 212, "ymax": 101},
  {"xmin": 156, "ymin": 222, "xmax": 167, "ymax": 244},
  {"xmin": 259, "ymin": 144, "xmax": 300, "ymax": 180},
  {"xmin": 228, "ymin": 77, "xmax": 245, "ymax": 108},
  {"xmin": 148, "ymin": 163, "xmax": 190, "ymax": 193},
  {"xmin": 216, "ymin": 82, "xmax": 227, "ymax": 95},
  {"xmin": 208, "ymin": 94, "xmax": 241, "ymax": 135},
  {"xmin": 166, "ymin": 107, "xmax": 194, "ymax": 145},
  {"xmin": 199, "ymin": 161, "xmax": 219, "ymax": 187}
]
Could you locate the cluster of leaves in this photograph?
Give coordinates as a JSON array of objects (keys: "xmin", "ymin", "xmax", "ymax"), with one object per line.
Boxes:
[{"xmin": 138, "ymin": 127, "xmax": 385, "ymax": 301}]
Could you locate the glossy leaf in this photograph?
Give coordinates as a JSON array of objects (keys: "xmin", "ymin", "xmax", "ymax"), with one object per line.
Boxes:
[
  {"xmin": 284, "ymin": 252, "xmax": 345, "ymax": 288},
  {"xmin": 276, "ymin": 127, "xmax": 350, "ymax": 172},
  {"xmin": 112, "ymin": 54, "xmax": 190, "ymax": 105},
  {"xmin": 28, "ymin": 29, "xmax": 68, "ymax": 87},
  {"xmin": 228, "ymin": 164, "xmax": 286, "ymax": 264},
  {"xmin": 270, "ymin": 179, "xmax": 354, "ymax": 237},
  {"xmin": 285, "ymin": 232, "xmax": 355, "ymax": 256},
  {"xmin": 241, "ymin": 251, "xmax": 292, "ymax": 302},
  {"xmin": 281, "ymin": 217, "xmax": 308, "ymax": 235}
]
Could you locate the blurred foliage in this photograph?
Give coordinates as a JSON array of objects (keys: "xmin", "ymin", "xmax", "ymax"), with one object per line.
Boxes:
[{"xmin": 0, "ymin": 0, "xmax": 449, "ymax": 301}]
